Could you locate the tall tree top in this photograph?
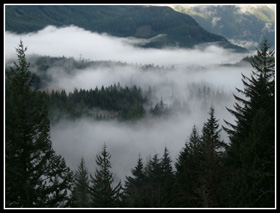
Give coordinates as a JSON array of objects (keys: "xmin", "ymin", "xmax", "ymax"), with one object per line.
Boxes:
[
  {"xmin": 251, "ymin": 38, "xmax": 275, "ymax": 80},
  {"xmin": 7, "ymin": 40, "xmax": 34, "ymax": 89},
  {"xmin": 202, "ymin": 107, "xmax": 221, "ymax": 140}
]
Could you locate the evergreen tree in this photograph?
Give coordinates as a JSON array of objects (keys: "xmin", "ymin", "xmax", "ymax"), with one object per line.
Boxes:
[
  {"xmin": 44, "ymin": 154, "xmax": 73, "ymax": 207},
  {"xmin": 175, "ymin": 125, "xmax": 202, "ymax": 207},
  {"xmin": 143, "ymin": 154, "xmax": 162, "ymax": 207},
  {"xmin": 223, "ymin": 39, "xmax": 275, "ymax": 207},
  {"xmin": 159, "ymin": 147, "xmax": 175, "ymax": 207},
  {"xmin": 175, "ymin": 109, "xmax": 226, "ymax": 208},
  {"xmin": 89, "ymin": 144, "xmax": 122, "ymax": 207},
  {"xmin": 124, "ymin": 155, "xmax": 147, "ymax": 207},
  {"xmin": 150, "ymin": 99, "xmax": 169, "ymax": 116},
  {"xmin": 139, "ymin": 149, "xmax": 175, "ymax": 208},
  {"xmin": 5, "ymin": 41, "xmax": 73, "ymax": 207},
  {"xmin": 125, "ymin": 149, "xmax": 174, "ymax": 208},
  {"xmin": 199, "ymin": 107, "xmax": 226, "ymax": 207},
  {"xmin": 71, "ymin": 158, "xmax": 91, "ymax": 207}
]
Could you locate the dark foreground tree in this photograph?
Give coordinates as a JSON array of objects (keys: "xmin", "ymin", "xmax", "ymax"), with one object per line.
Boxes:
[
  {"xmin": 89, "ymin": 144, "xmax": 122, "ymax": 207},
  {"xmin": 175, "ymin": 125, "xmax": 202, "ymax": 207},
  {"xmin": 143, "ymin": 154, "xmax": 163, "ymax": 207},
  {"xmin": 175, "ymin": 108, "xmax": 227, "ymax": 208},
  {"xmin": 124, "ymin": 147, "xmax": 174, "ymax": 208},
  {"xmin": 223, "ymin": 39, "xmax": 275, "ymax": 207},
  {"xmin": 159, "ymin": 147, "xmax": 175, "ymax": 207},
  {"xmin": 199, "ymin": 107, "xmax": 226, "ymax": 207},
  {"xmin": 71, "ymin": 158, "xmax": 91, "ymax": 207},
  {"xmin": 5, "ymin": 41, "xmax": 73, "ymax": 207},
  {"xmin": 124, "ymin": 155, "xmax": 147, "ymax": 207}
]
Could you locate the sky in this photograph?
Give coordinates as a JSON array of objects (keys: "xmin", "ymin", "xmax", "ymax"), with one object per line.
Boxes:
[{"xmin": 5, "ymin": 25, "xmax": 253, "ymax": 184}]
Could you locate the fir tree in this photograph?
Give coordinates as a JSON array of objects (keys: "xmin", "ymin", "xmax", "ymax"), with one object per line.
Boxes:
[
  {"xmin": 223, "ymin": 39, "xmax": 275, "ymax": 207},
  {"xmin": 144, "ymin": 154, "xmax": 162, "ymax": 207},
  {"xmin": 175, "ymin": 125, "xmax": 202, "ymax": 207},
  {"xmin": 124, "ymin": 155, "xmax": 146, "ymax": 207},
  {"xmin": 89, "ymin": 144, "xmax": 122, "ymax": 207},
  {"xmin": 159, "ymin": 146, "xmax": 175, "ymax": 207},
  {"xmin": 71, "ymin": 158, "xmax": 91, "ymax": 207},
  {"xmin": 5, "ymin": 40, "xmax": 73, "ymax": 207},
  {"xmin": 44, "ymin": 154, "xmax": 73, "ymax": 207},
  {"xmin": 125, "ymin": 149, "xmax": 174, "ymax": 208},
  {"xmin": 199, "ymin": 107, "xmax": 226, "ymax": 207}
]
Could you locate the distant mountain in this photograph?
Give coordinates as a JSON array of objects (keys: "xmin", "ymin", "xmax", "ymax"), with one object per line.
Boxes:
[
  {"xmin": 5, "ymin": 5, "xmax": 246, "ymax": 51},
  {"xmin": 170, "ymin": 5, "xmax": 275, "ymax": 50}
]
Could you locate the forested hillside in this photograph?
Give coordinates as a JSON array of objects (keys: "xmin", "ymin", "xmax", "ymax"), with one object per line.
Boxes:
[{"xmin": 5, "ymin": 5, "xmax": 246, "ymax": 51}]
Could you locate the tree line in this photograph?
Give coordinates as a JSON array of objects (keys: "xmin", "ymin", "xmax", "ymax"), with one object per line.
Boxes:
[
  {"xmin": 5, "ymin": 39, "xmax": 275, "ymax": 208},
  {"xmin": 41, "ymin": 84, "xmax": 146, "ymax": 122},
  {"xmin": 39, "ymin": 83, "xmax": 232, "ymax": 123}
]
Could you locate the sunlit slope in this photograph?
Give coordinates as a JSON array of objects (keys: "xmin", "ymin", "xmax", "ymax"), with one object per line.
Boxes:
[{"xmin": 5, "ymin": 5, "xmax": 246, "ymax": 51}]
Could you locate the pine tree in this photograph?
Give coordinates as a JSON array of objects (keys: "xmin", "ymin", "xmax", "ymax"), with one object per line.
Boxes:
[
  {"xmin": 223, "ymin": 39, "xmax": 275, "ymax": 207},
  {"xmin": 175, "ymin": 125, "xmax": 203, "ymax": 207},
  {"xmin": 199, "ymin": 107, "xmax": 226, "ymax": 207},
  {"xmin": 125, "ymin": 149, "xmax": 174, "ymax": 208},
  {"xmin": 71, "ymin": 158, "xmax": 91, "ymax": 207},
  {"xmin": 5, "ymin": 40, "xmax": 73, "ymax": 207},
  {"xmin": 89, "ymin": 144, "xmax": 122, "ymax": 207},
  {"xmin": 44, "ymin": 154, "xmax": 73, "ymax": 207},
  {"xmin": 124, "ymin": 155, "xmax": 146, "ymax": 207},
  {"xmin": 143, "ymin": 154, "xmax": 162, "ymax": 207},
  {"xmin": 159, "ymin": 146, "xmax": 175, "ymax": 207}
]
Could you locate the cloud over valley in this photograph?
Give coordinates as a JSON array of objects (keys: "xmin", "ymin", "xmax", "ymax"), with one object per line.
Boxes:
[{"xmin": 5, "ymin": 25, "xmax": 253, "ymax": 183}]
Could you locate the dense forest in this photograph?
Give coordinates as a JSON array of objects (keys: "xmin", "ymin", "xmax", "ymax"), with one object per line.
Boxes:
[{"xmin": 5, "ymin": 39, "xmax": 275, "ymax": 208}]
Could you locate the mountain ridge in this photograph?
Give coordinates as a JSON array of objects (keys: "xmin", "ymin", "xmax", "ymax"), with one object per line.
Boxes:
[
  {"xmin": 170, "ymin": 5, "xmax": 275, "ymax": 50},
  {"xmin": 5, "ymin": 5, "xmax": 247, "ymax": 52}
]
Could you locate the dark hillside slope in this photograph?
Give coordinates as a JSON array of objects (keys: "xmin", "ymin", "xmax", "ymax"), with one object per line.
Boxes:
[{"xmin": 5, "ymin": 5, "xmax": 246, "ymax": 51}]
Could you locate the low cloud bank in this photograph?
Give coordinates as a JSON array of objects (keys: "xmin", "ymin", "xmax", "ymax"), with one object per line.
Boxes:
[
  {"xmin": 5, "ymin": 25, "xmax": 253, "ymax": 183},
  {"xmin": 5, "ymin": 25, "xmax": 247, "ymax": 66}
]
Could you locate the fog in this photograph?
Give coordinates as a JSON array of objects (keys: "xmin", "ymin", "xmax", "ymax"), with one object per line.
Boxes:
[
  {"xmin": 50, "ymin": 106, "xmax": 237, "ymax": 183},
  {"xmin": 5, "ymin": 25, "xmax": 253, "ymax": 184},
  {"xmin": 5, "ymin": 25, "xmax": 246, "ymax": 66}
]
